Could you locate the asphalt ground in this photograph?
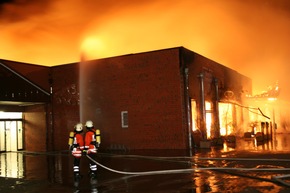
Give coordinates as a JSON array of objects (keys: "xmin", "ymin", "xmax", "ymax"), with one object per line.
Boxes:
[{"xmin": 1, "ymin": 134, "xmax": 290, "ymax": 192}]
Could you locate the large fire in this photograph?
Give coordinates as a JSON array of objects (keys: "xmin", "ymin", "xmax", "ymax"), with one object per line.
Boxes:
[{"xmin": 0, "ymin": 0, "xmax": 289, "ymax": 97}]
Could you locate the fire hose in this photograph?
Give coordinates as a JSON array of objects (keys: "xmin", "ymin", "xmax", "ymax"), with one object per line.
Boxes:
[{"xmin": 86, "ymin": 154, "xmax": 290, "ymax": 186}]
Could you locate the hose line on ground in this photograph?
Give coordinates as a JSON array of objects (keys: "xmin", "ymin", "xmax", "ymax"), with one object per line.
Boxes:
[
  {"xmin": 86, "ymin": 154, "xmax": 290, "ymax": 176},
  {"xmin": 100, "ymin": 153, "xmax": 290, "ymax": 162},
  {"xmin": 19, "ymin": 151, "xmax": 290, "ymax": 186},
  {"xmin": 272, "ymin": 174, "xmax": 290, "ymax": 187}
]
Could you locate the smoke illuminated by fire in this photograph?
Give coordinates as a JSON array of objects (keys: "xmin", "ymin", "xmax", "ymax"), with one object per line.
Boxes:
[{"xmin": 0, "ymin": 0, "xmax": 289, "ymax": 97}]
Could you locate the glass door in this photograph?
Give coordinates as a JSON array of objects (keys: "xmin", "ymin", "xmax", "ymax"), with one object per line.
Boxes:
[
  {"xmin": 0, "ymin": 120, "xmax": 23, "ymax": 152},
  {"xmin": 0, "ymin": 121, "xmax": 5, "ymax": 152},
  {"xmin": 17, "ymin": 121, "xmax": 23, "ymax": 150}
]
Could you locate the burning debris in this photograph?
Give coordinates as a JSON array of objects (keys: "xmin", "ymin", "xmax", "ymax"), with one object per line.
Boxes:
[{"xmin": 247, "ymin": 82, "xmax": 280, "ymax": 99}]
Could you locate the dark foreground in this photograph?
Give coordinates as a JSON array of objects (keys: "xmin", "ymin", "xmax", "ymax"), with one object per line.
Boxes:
[{"xmin": 2, "ymin": 134, "xmax": 290, "ymax": 193}]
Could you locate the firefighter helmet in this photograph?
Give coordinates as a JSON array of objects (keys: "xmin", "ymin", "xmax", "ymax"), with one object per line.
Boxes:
[
  {"xmin": 85, "ymin": 120, "xmax": 94, "ymax": 128},
  {"xmin": 74, "ymin": 123, "xmax": 83, "ymax": 132}
]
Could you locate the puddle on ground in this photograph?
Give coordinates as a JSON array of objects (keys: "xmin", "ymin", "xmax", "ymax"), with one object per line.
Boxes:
[{"xmin": 1, "ymin": 134, "xmax": 290, "ymax": 193}]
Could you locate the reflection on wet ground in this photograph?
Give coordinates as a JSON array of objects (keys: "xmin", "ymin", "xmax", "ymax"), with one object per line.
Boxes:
[{"xmin": 1, "ymin": 134, "xmax": 290, "ymax": 192}]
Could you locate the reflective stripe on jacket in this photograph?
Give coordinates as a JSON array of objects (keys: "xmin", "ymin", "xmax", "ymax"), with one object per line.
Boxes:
[{"xmin": 72, "ymin": 133, "xmax": 84, "ymax": 157}]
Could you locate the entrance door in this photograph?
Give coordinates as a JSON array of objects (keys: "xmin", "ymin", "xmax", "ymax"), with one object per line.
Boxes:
[
  {"xmin": 0, "ymin": 120, "xmax": 23, "ymax": 152},
  {"xmin": 0, "ymin": 121, "xmax": 5, "ymax": 151}
]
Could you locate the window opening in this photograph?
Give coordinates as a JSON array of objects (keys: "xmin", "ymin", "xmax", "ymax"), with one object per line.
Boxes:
[
  {"xmin": 191, "ymin": 100, "xmax": 197, "ymax": 131},
  {"xmin": 219, "ymin": 103, "xmax": 234, "ymax": 136},
  {"xmin": 205, "ymin": 101, "xmax": 212, "ymax": 139},
  {"xmin": 121, "ymin": 111, "xmax": 128, "ymax": 128},
  {"xmin": 0, "ymin": 121, "xmax": 5, "ymax": 151}
]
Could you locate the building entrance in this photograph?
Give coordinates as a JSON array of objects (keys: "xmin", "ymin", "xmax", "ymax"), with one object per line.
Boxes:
[{"xmin": 0, "ymin": 113, "xmax": 23, "ymax": 152}]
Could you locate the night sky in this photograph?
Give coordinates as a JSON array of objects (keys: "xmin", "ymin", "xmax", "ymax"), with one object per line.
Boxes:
[{"xmin": 0, "ymin": 0, "xmax": 289, "ymax": 98}]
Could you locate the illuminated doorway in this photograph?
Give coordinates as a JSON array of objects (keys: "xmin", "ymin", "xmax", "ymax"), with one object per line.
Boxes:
[
  {"xmin": 205, "ymin": 101, "xmax": 212, "ymax": 139},
  {"xmin": 219, "ymin": 103, "xmax": 234, "ymax": 136},
  {"xmin": 191, "ymin": 100, "xmax": 197, "ymax": 131},
  {"xmin": 190, "ymin": 100, "xmax": 213, "ymax": 139},
  {"xmin": 0, "ymin": 112, "xmax": 23, "ymax": 152}
]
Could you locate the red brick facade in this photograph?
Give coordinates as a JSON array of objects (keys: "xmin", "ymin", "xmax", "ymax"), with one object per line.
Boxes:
[
  {"xmin": 51, "ymin": 63, "xmax": 80, "ymax": 150},
  {"xmin": 80, "ymin": 48, "xmax": 187, "ymax": 150},
  {"xmin": 24, "ymin": 104, "xmax": 48, "ymax": 152},
  {"xmin": 0, "ymin": 47, "xmax": 252, "ymax": 151},
  {"xmin": 50, "ymin": 47, "xmax": 251, "ymax": 150}
]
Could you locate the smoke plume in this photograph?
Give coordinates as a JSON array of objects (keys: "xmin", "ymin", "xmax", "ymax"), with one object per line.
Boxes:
[{"xmin": 0, "ymin": 0, "xmax": 289, "ymax": 98}]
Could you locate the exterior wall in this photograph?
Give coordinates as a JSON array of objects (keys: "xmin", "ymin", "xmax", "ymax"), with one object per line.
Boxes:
[
  {"xmin": 0, "ymin": 47, "xmax": 252, "ymax": 151},
  {"xmin": 182, "ymin": 49, "xmax": 252, "ymax": 139},
  {"xmin": 51, "ymin": 63, "xmax": 80, "ymax": 150},
  {"xmin": 186, "ymin": 51, "xmax": 251, "ymax": 103},
  {"xmin": 24, "ymin": 104, "xmax": 47, "ymax": 152},
  {"xmin": 49, "ymin": 47, "xmax": 252, "ymax": 150},
  {"xmin": 81, "ymin": 48, "xmax": 187, "ymax": 150}
]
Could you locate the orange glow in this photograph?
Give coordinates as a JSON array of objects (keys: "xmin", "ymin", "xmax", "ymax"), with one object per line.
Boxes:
[
  {"xmin": 219, "ymin": 103, "xmax": 234, "ymax": 136},
  {"xmin": 220, "ymin": 127, "xmax": 227, "ymax": 136},
  {"xmin": 0, "ymin": 0, "xmax": 289, "ymax": 100},
  {"xmin": 80, "ymin": 36, "xmax": 105, "ymax": 60},
  {"xmin": 191, "ymin": 100, "xmax": 198, "ymax": 132},
  {"xmin": 205, "ymin": 102, "xmax": 212, "ymax": 139}
]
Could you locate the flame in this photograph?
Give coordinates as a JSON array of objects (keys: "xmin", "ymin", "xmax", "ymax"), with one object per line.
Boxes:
[{"xmin": 0, "ymin": 0, "xmax": 289, "ymax": 98}]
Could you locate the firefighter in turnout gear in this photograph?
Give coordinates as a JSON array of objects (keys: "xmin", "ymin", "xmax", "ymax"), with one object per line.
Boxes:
[
  {"xmin": 68, "ymin": 123, "xmax": 84, "ymax": 186},
  {"xmin": 84, "ymin": 120, "xmax": 100, "ymax": 179}
]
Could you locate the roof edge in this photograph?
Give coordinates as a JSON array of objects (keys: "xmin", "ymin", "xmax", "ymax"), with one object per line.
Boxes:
[{"xmin": 0, "ymin": 61, "xmax": 50, "ymax": 96}]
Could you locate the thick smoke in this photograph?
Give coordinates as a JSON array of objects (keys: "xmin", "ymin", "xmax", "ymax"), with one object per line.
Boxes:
[{"xmin": 0, "ymin": 0, "xmax": 289, "ymax": 98}]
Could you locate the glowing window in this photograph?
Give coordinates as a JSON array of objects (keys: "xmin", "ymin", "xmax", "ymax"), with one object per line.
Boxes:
[
  {"xmin": 205, "ymin": 102, "xmax": 212, "ymax": 139},
  {"xmin": 219, "ymin": 103, "xmax": 233, "ymax": 136},
  {"xmin": 191, "ymin": 100, "xmax": 197, "ymax": 131}
]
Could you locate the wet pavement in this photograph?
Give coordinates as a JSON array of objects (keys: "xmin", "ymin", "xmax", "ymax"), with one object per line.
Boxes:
[{"xmin": 2, "ymin": 134, "xmax": 290, "ymax": 193}]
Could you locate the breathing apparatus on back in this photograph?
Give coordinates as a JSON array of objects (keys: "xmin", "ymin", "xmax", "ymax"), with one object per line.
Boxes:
[
  {"xmin": 85, "ymin": 120, "xmax": 101, "ymax": 147},
  {"xmin": 68, "ymin": 123, "xmax": 83, "ymax": 146}
]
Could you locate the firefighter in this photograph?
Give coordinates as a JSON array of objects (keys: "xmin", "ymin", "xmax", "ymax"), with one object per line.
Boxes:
[
  {"xmin": 68, "ymin": 123, "xmax": 84, "ymax": 183},
  {"xmin": 84, "ymin": 120, "xmax": 100, "ymax": 179}
]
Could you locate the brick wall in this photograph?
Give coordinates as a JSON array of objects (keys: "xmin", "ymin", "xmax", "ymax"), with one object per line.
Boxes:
[
  {"xmin": 81, "ymin": 48, "xmax": 187, "ymax": 150},
  {"xmin": 50, "ymin": 47, "xmax": 251, "ymax": 150},
  {"xmin": 51, "ymin": 63, "xmax": 80, "ymax": 150},
  {"xmin": 24, "ymin": 104, "xmax": 47, "ymax": 152}
]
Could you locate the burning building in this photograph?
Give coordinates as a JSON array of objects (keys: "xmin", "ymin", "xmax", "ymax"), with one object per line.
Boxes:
[{"xmin": 0, "ymin": 47, "xmax": 253, "ymax": 151}]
